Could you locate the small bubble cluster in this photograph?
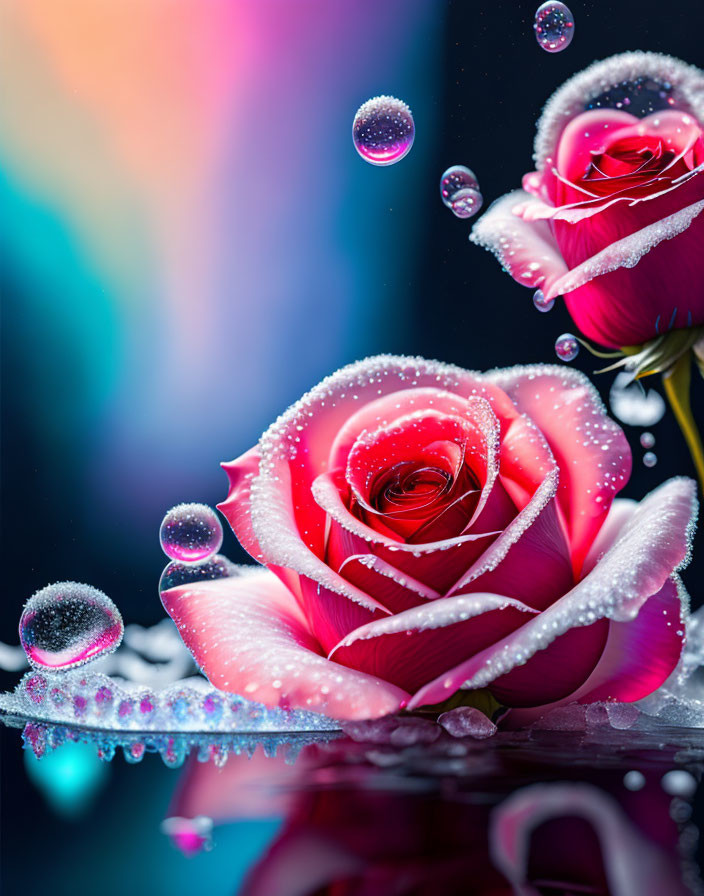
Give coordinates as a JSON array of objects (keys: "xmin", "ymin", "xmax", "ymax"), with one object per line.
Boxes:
[
  {"xmin": 439, "ymin": 166, "xmax": 483, "ymax": 219},
  {"xmin": 352, "ymin": 96, "xmax": 415, "ymax": 166},
  {"xmin": 534, "ymin": 2, "xmax": 574, "ymax": 53},
  {"xmin": 19, "ymin": 583, "xmax": 123, "ymax": 671},
  {"xmin": 554, "ymin": 333, "xmax": 579, "ymax": 362},
  {"xmin": 159, "ymin": 503, "xmax": 223, "ymax": 563},
  {"xmin": 532, "ymin": 288, "xmax": 555, "ymax": 312}
]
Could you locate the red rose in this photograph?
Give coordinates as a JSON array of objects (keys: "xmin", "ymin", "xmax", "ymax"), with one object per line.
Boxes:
[
  {"xmin": 472, "ymin": 52, "xmax": 704, "ymax": 349},
  {"xmin": 162, "ymin": 356, "xmax": 696, "ymax": 720}
]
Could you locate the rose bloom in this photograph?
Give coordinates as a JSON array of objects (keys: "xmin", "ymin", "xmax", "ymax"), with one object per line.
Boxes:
[
  {"xmin": 471, "ymin": 52, "xmax": 704, "ymax": 349},
  {"xmin": 161, "ymin": 356, "xmax": 696, "ymax": 721}
]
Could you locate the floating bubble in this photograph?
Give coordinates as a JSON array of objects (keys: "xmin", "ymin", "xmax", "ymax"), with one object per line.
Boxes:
[
  {"xmin": 640, "ymin": 431, "xmax": 656, "ymax": 449},
  {"xmin": 440, "ymin": 166, "xmax": 483, "ymax": 219},
  {"xmin": 554, "ymin": 333, "xmax": 579, "ymax": 362},
  {"xmin": 19, "ymin": 582, "xmax": 123, "ymax": 671},
  {"xmin": 159, "ymin": 554, "xmax": 237, "ymax": 595},
  {"xmin": 643, "ymin": 451, "xmax": 658, "ymax": 468},
  {"xmin": 159, "ymin": 503, "xmax": 223, "ymax": 563},
  {"xmin": 352, "ymin": 96, "xmax": 414, "ymax": 166},
  {"xmin": 534, "ymin": 2, "xmax": 574, "ymax": 53},
  {"xmin": 623, "ymin": 770, "xmax": 646, "ymax": 791},
  {"xmin": 609, "ymin": 372, "xmax": 666, "ymax": 427},
  {"xmin": 532, "ymin": 288, "xmax": 555, "ymax": 312}
]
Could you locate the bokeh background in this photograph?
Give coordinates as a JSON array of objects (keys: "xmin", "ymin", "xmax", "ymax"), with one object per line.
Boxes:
[{"xmin": 1, "ymin": 1, "xmax": 703, "ymax": 893}]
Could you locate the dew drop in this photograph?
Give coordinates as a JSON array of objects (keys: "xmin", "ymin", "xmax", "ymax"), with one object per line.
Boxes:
[
  {"xmin": 643, "ymin": 451, "xmax": 658, "ymax": 468},
  {"xmin": 159, "ymin": 503, "xmax": 223, "ymax": 563},
  {"xmin": 640, "ymin": 431, "xmax": 656, "ymax": 449},
  {"xmin": 19, "ymin": 582, "xmax": 123, "ymax": 671},
  {"xmin": 532, "ymin": 288, "xmax": 555, "ymax": 312},
  {"xmin": 159, "ymin": 554, "xmax": 237, "ymax": 595},
  {"xmin": 554, "ymin": 333, "xmax": 579, "ymax": 362},
  {"xmin": 534, "ymin": 2, "xmax": 575, "ymax": 53},
  {"xmin": 440, "ymin": 166, "xmax": 483, "ymax": 219},
  {"xmin": 352, "ymin": 95, "xmax": 414, "ymax": 166}
]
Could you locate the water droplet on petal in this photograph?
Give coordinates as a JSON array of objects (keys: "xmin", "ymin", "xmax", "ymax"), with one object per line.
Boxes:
[
  {"xmin": 643, "ymin": 451, "xmax": 658, "ymax": 468},
  {"xmin": 19, "ymin": 582, "xmax": 123, "ymax": 671},
  {"xmin": 610, "ymin": 372, "xmax": 666, "ymax": 427},
  {"xmin": 640, "ymin": 431, "xmax": 656, "ymax": 449},
  {"xmin": 440, "ymin": 166, "xmax": 483, "ymax": 218},
  {"xmin": 534, "ymin": 2, "xmax": 575, "ymax": 53},
  {"xmin": 554, "ymin": 333, "xmax": 579, "ymax": 362},
  {"xmin": 159, "ymin": 503, "xmax": 223, "ymax": 563},
  {"xmin": 352, "ymin": 95, "xmax": 414, "ymax": 166},
  {"xmin": 532, "ymin": 288, "xmax": 555, "ymax": 312},
  {"xmin": 159, "ymin": 554, "xmax": 237, "ymax": 595}
]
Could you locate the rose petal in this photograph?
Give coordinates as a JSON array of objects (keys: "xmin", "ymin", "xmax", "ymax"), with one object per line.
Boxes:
[
  {"xmin": 455, "ymin": 492, "xmax": 574, "ymax": 612},
  {"xmin": 470, "ymin": 190, "xmax": 569, "ymax": 293},
  {"xmin": 409, "ymin": 477, "xmax": 696, "ymax": 708},
  {"xmin": 487, "ymin": 365, "xmax": 632, "ymax": 574},
  {"xmin": 315, "ymin": 470, "xmax": 505, "ymax": 594},
  {"xmin": 161, "ymin": 567, "xmax": 409, "ymax": 720},
  {"xmin": 533, "ymin": 51, "xmax": 704, "ymax": 170},
  {"xmin": 337, "ymin": 554, "xmax": 441, "ymax": 614},
  {"xmin": 575, "ymin": 577, "xmax": 686, "ymax": 703},
  {"xmin": 329, "ymin": 592, "xmax": 536, "ymax": 695},
  {"xmin": 491, "ymin": 783, "xmax": 688, "ymax": 896}
]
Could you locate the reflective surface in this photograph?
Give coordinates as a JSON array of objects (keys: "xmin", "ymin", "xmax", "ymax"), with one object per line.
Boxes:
[{"xmin": 3, "ymin": 715, "xmax": 703, "ymax": 895}]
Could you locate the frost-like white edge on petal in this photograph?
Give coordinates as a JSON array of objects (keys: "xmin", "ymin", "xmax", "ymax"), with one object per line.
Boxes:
[
  {"xmin": 534, "ymin": 51, "xmax": 704, "ymax": 169},
  {"xmin": 546, "ymin": 199, "xmax": 704, "ymax": 300},
  {"xmin": 460, "ymin": 478, "xmax": 697, "ymax": 691},
  {"xmin": 469, "ymin": 190, "xmax": 569, "ymax": 289},
  {"xmin": 330, "ymin": 593, "xmax": 537, "ymax": 654},
  {"xmin": 249, "ymin": 356, "xmax": 498, "ymax": 607}
]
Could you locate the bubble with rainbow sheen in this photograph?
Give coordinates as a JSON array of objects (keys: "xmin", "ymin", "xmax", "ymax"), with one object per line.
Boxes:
[
  {"xmin": 159, "ymin": 503, "xmax": 223, "ymax": 563},
  {"xmin": 534, "ymin": 2, "xmax": 574, "ymax": 54},
  {"xmin": 353, "ymin": 96, "xmax": 415, "ymax": 166}
]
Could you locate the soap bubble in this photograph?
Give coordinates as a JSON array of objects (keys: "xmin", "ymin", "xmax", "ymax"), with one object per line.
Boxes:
[
  {"xmin": 159, "ymin": 554, "xmax": 237, "ymax": 595},
  {"xmin": 554, "ymin": 333, "xmax": 579, "ymax": 362},
  {"xmin": 609, "ymin": 372, "xmax": 666, "ymax": 427},
  {"xmin": 159, "ymin": 503, "xmax": 223, "ymax": 563},
  {"xmin": 643, "ymin": 451, "xmax": 658, "ymax": 468},
  {"xmin": 440, "ymin": 166, "xmax": 483, "ymax": 219},
  {"xmin": 532, "ymin": 288, "xmax": 555, "ymax": 312},
  {"xmin": 19, "ymin": 582, "xmax": 123, "ymax": 671},
  {"xmin": 352, "ymin": 96, "xmax": 414, "ymax": 166},
  {"xmin": 586, "ymin": 76, "xmax": 678, "ymax": 117},
  {"xmin": 640, "ymin": 432, "xmax": 656, "ymax": 449},
  {"xmin": 534, "ymin": 2, "xmax": 575, "ymax": 53}
]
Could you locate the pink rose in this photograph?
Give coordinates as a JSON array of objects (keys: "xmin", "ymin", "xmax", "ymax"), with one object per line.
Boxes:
[
  {"xmin": 161, "ymin": 356, "xmax": 696, "ymax": 720},
  {"xmin": 471, "ymin": 52, "xmax": 704, "ymax": 349}
]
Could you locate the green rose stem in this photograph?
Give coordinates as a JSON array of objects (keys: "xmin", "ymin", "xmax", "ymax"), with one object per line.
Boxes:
[{"xmin": 663, "ymin": 351, "xmax": 704, "ymax": 493}]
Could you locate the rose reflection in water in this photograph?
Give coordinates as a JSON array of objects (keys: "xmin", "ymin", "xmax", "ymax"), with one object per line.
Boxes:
[{"xmin": 163, "ymin": 734, "xmax": 700, "ymax": 895}]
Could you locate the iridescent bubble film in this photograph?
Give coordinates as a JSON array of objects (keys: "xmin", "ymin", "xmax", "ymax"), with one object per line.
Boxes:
[
  {"xmin": 158, "ymin": 554, "xmax": 237, "ymax": 595},
  {"xmin": 533, "ymin": 2, "xmax": 574, "ymax": 54},
  {"xmin": 352, "ymin": 95, "xmax": 415, "ymax": 166},
  {"xmin": 554, "ymin": 333, "xmax": 579, "ymax": 362},
  {"xmin": 439, "ymin": 166, "xmax": 483, "ymax": 218},
  {"xmin": 19, "ymin": 582, "xmax": 124, "ymax": 671},
  {"xmin": 159, "ymin": 502, "xmax": 223, "ymax": 563},
  {"xmin": 532, "ymin": 288, "xmax": 555, "ymax": 312}
]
